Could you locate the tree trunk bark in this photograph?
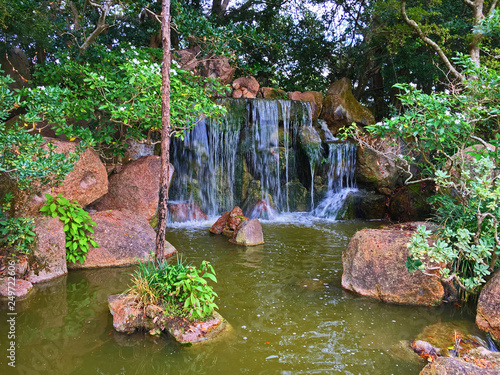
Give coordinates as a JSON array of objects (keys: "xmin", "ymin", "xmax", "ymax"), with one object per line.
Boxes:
[{"xmin": 155, "ymin": 0, "xmax": 172, "ymax": 261}]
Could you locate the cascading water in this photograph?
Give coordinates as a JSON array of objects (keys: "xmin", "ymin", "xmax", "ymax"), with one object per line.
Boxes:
[
  {"xmin": 169, "ymin": 99, "xmax": 245, "ymax": 217},
  {"xmin": 170, "ymin": 98, "xmax": 357, "ymax": 221},
  {"xmin": 313, "ymin": 134, "xmax": 358, "ymax": 219}
]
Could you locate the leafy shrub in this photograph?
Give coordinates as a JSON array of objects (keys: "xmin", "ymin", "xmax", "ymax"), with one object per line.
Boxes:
[
  {"xmin": 39, "ymin": 194, "xmax": 98, "ymax": 263},
  {"xmin": 0, "ymin": 194, "xmax": 36, "ymax": 261},
  {"xmin": 344, "ymin": 55, "xmax": 500, "ymax": 299},
  {"xmin": 128, "ymin": 257, "xmax": 218, "ymax": 321}
]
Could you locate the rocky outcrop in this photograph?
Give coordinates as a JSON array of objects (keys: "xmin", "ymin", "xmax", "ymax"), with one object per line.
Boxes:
[
  {"xmin": 30, "ymin": 216, "xmax": 67, "ymax": 283},
  {"xmin": 230, "ymin": 219, "xmax": 265, "ymax": 246},
  {"xmin": 476, "ymin": 269, "xmax": 500, "ymax": 344},
  {"xmin": 355, "ymin": 136, "xmax": 403, "ymax": 195},
  {"xmin": 209, "ymin": 212, "xmax": 230, "ymax": 234},
  {"xmin": 167, "ymin": 201, "xmax": 208, "ymax": 223},
  {"xmin": 108, "ymin": 294, "xmax": 227, "ymax": 343},
  {"xmin": 94, "ymin": 156, "xmax": 172, "ymax": 222},
  {"xmin": 68, "ymin": 209, "xmax": 176, "ymax": 269},
  {"xmin": 232, "ymin": 77, "xmax": 259, "ymax": 99},
  {"xmin": 1, "ymin": 138, "xmax": 108, "ymax": 217},
  {"xmin": 321, "ymin": 78, "xmax": 375, "ymax": 134},
  {"xmin": 341, "ymin": 224, "xmax": 445, "ymax": 306},
  {"xmin": 260, "ymin": 87, "xmax": 286, "ymax": 99},
  {"xmin": 174, "ymin": 49, "xmax": 235, "ymax": 85},
  {"xmin": 210, "ymin": 207, "xmax": 264, "ymax": 245},
  {"xmin": 388, "ymin": 183, "xmax": 434, "ymax": 222},
  {"xmin": 0, "ymin": 278, "xmax": 33, "ymax": 299},
  {"xmin": 419, "ymin": 349, "xmax": 500, "ymax": 375}
]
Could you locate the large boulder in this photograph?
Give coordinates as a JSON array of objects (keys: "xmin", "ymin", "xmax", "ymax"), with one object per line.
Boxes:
[
  {"xmin": 29, "ymin": 216, "xmax": 67, "ymax": 283},
  {"xmin": 321, "ymin": 78, "xmax": 375, "ymax": 134},
  {"xmin": 356, "ymin": 136, "xmax": 403, "ymax": 195},
  {"xmin": 1, "ymin": 138, "xmax": 108, "ymax": 217},
  {"xmin": 476, "ymin": 269, "xmax": 500, "ymax": 344},
  {"xmin": 341, "ymin": 224, "xmax": 445, "ymax": 306},
  {"xmin": 68, "ymin": 209, "xmax": 176, "ymax": 269},
  {"xmin": 94, "ymin": 156, "xmax": 172, "ymax": 222}
]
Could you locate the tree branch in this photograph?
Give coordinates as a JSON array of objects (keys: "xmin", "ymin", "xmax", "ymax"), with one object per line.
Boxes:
[
  {"xmin": 79, "ymin": 1, "xmax": 112, "ymax": 52},
  {"xmin": 401, "ymin": 1, "xmax": 463, "ymax": 81},
  {"xmin": 489, "ymin": 0, "xmax": 499, "ymax": 15}
]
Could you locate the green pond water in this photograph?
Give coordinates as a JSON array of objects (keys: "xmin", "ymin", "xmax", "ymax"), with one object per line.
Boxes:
[{"xmin": 0, "ymin": 217, "xmax": 479, "ymax": 375}]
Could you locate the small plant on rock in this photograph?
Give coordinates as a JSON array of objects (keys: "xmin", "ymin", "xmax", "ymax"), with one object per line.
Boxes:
[
  {"xmin": 128, "ymin": 257, "xmax": 218, "ymax": 321},
  {"xmin": 40, "ymin": 194, "xmax": 98, "ymax": 263}
]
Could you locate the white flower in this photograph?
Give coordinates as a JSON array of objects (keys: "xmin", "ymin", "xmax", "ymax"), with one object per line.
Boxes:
[{"xmin": 119, "ymin": 106, "xmax": 126, "ymax": 111}]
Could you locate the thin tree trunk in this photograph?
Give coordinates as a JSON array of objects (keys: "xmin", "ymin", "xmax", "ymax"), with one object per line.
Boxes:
[{"xmin": 155, "ymin": 0, "xmax": 172, "ymax": 261}]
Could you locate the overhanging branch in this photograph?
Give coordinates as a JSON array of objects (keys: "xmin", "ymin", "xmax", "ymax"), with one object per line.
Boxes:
[{"xmin": 401, "ymin": 1, "xmax": 464, "ymax": 81}]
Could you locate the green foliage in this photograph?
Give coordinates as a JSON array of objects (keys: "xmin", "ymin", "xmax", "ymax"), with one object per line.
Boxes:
[
  {"xmin": 345, "ymin": 54, "xmax": 500, "ymax": 298},
  {"xmin": 34, "ymin": 45, "xmax": 228, "ymax": 158},
  {"xmin": 128, "ymin": 257, "xmax": 218, "ymax": 321},
  {"xmin": 40, "ymin": 194, "xmax": 98, "ymax": 264},
  {"xmin": 0, "ymin": 72, "xmax": 80, "ymax": 191},
  {"xmin": 0, "ymin": 193, "xmax": 36, "ymax": 261}
]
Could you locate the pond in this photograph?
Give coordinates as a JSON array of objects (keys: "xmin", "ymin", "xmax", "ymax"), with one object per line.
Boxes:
[{"xmin": 0, "ymin": 216, "xmax": 478, "ymax": 375}]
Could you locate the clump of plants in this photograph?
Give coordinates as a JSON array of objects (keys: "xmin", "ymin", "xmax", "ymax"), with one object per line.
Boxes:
[
  {"xmin": 128, "ymin": 257, "xmax": 218, "ymax": 321},
  {"xmin": 0, "ymin": 193, "xmax": 36, "ymax": 262},
  {"xmin": 39, "ymin": 194, "xmax": 98, "ymax": 263}
]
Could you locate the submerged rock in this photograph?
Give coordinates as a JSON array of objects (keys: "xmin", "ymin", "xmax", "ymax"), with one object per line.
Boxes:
[
  {"xmin": 414, "ymin": 321, "xmax": 490, "ymax": 358},
  {"xmin": 476, "ymin": 269, "xmax": 500, "ymax": 344},
  {"xmin": 341, "ymin": 224, "xmax": 445, "ymax": 306},
  {"xmin": 68, "ymin": 209, "xmax": 176, "ymax": 269},
  {"xmin": 108, "ymin": 294, "xmax": 228, "ymax": 344},
  {"xmin": 0, "ymin": 278, "xmax": 33, "ymax": 299}
]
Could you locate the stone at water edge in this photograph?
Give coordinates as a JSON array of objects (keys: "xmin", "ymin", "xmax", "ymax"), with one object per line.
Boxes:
[
  {"xmin": 476, "ymin": 269, "xmax": 500, "ymax": 344},
  {"xmin": 209, "ymin": 212, "xmax": 230, "ymax": 234},
  {"xmin": 68, "ymin": 209, "xmax": 176, "ymax": 269},
  {"xmin": 108, "ymin": 294, "xmax": 228, "ymax": 343},
  {"xmin": 0, "ymin": 278, "xmax": 33, "ymax": 299},
  {"xmin": 341, "ymin": 224, "xmax": 445, "ymax": 306},
  {"xmin": 419, "ymin": 349, "xmax": 500, "ymax": 375},
  {"xmin": 29, "ymin": 216, "xmax": 67, "ymax": 284},
  {"xmin": 167, "ymin": 201, "xmax": 208, "ymax": 223},
  {"xmin": 230, "ymin": 219, "xmax": 265, "ymax": 246}
]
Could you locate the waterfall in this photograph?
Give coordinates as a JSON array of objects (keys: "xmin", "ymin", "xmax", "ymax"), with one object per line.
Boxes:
[
  {"xmin": 170, "ymin": 99, "xmax": 244, "ymax": 216},
  {"xmin": 169, "ymin": 98, "xmax": 356, "ymax": 221},
  {"xmin": 313, "ymin": 140, "xmax": 358, "ymax": 219}
]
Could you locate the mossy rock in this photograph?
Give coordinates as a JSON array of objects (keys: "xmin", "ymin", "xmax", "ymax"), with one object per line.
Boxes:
[{"xmin": 284, "ymin": 180, "xmax": 308, "ymax": 212}]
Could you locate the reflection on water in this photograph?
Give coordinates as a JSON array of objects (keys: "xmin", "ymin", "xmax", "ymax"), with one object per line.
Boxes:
[{"xmin": 0, "ymin": 219, "xmax": 479, "ymax": 375}]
